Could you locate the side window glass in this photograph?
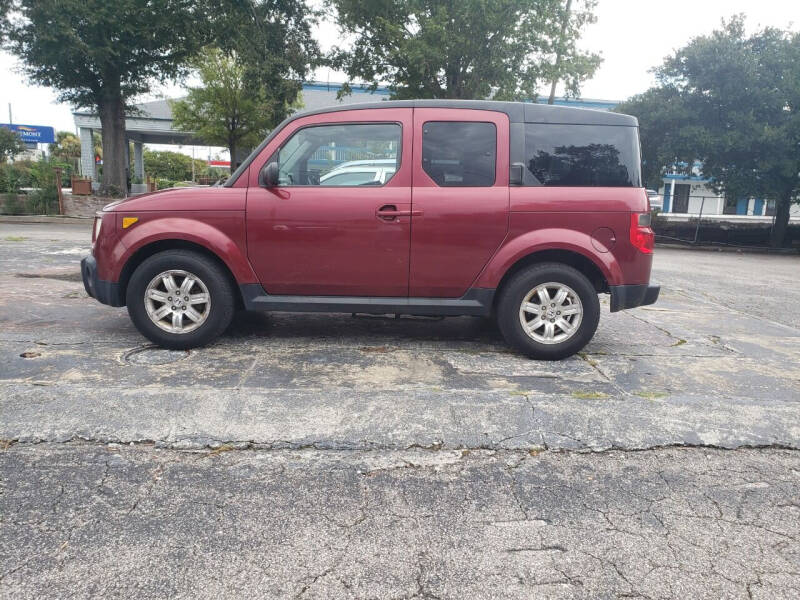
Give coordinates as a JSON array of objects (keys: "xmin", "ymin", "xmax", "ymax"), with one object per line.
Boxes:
[
  {"xmin": 524, "ymin": 124, "xmax": 641, "ymax": 187},
  {"xmin": 276, "ymin": 123, "xmax": 401, "ymax": 186},
  {"xmin": 422, "ymin": 122, "xmax": 496, "ymax": 187}
]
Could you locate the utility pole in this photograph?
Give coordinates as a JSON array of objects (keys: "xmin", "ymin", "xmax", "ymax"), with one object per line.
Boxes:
[
  {"xmin": 548, "ymin": 0, "xmax": 572, "ymax": 105},
  {"xmin": 8, "ymin": 103, "xmax": 12, "ymax": 124}
]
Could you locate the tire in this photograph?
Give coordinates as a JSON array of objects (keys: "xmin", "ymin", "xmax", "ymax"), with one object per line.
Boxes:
[
  {"xmin": 126, "ymin": 250, "xmax": 236, "ymax": 349},
  {"xmin": 496, "ymin": 262, "xmax": 600, "ymax": 360}
]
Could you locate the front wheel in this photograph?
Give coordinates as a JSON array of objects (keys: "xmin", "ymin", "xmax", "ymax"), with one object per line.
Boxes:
[
  {"xmin": 126, "ymin": 250, "xmax": 235, "ymax": 349},
  {"xmin": 496, "ymin": 263, "xmax": 600, "ymax": 360}
]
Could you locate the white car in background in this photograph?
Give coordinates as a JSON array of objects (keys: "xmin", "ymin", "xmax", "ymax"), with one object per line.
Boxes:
[
  {"xmin": 320, "ymin": 159, "xmax": 397, "ymax": 186},
  {"xmin": 646, "ymin": 189, "xmax": 663, "ymax": 211}
]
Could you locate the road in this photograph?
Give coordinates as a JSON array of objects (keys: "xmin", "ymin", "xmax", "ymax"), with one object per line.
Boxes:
[{"xmin": 1, "ymin": 221, "xmax": 799, "ymax": 599}]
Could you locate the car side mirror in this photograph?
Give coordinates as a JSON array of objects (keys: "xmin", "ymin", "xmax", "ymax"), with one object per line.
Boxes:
[
  {"xmin": 259, "ymin": 161, "xmax": 280, "ymax": 187},
  {"xmin": 509, "ymin": 163, "xmax": 524, "ymax": 186}
]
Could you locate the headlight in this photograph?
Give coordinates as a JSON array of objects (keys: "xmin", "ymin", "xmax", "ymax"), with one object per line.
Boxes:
[{"xmin": 93, "ymin": 217, "xmax": 102, "ymax": 242}]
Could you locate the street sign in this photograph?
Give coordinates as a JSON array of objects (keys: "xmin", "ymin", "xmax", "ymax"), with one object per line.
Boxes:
[{"xmin": 0, "ymin": 123, "xmax": 56, "ymax": 144}]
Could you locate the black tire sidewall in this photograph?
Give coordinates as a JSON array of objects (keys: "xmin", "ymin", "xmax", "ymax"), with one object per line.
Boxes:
[
  {"xmin": 496, "ymin": 263, "xmax": 600, "ymax": 360},
  {"xmin": 126, "ymin": 250, "xmax": 235, "ymax": 349}
]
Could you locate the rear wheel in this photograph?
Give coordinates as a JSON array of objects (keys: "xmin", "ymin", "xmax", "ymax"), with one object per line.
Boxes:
[
  {"xmin": 496, "ymin": 263, "xmax": 600, "ymax": 360},
  {"xmin": 126, "ymin": 250, "xmax": 235, "ymax": 349}
]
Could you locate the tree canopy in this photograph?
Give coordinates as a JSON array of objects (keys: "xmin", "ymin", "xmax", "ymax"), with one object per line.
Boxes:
[
  {"xmin": 327, "ymin": 0, "xmax": 601, "ymax": 100},
  {"xmin": 171, "ymin": 48, "xmax": 302, "ymax": 168},
  {"xmin": 142, "ymin": 149, "xmax": 206, "ymax": 183},
  {"xmin": 48, "ymin": 132, "xmax": 82, "ymax": 163},
  {"xmin": 3, "ymin": 0, "xmax": 214, "ymax": 195},
  {"xmin": 173, "ymin": 1, "xmax": 318, "ymax": 165},
  {"xmin": 618, "ymin": 17, "xmax": 800, "ymax": 246},
  {"xmin": 0, "ymin": 127, "xmax": 26, "ymax": 161}
]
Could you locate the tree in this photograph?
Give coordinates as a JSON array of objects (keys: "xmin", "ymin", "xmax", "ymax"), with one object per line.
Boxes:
[
  {"xmin": 142, "ymin": 149, "xmax": 206, "ymax": 182},
  {"xmin": 618, "ymin": 17, "xmax": 800, "ymax": 246},
  {"xmin": 174, "ymin": 1, "xmax": 319, "ymax": 165},
  {"xmin": 0, "ymin": 127, "xmax": 26, "ymax": 161},
  {"xmin": 3, "ymin": 1, "xmax": 213, "ymax": 196},
  {"xmin": 172, "ymin": 49, "xmax": 285, "ymax": 168},
  {"xmin": 48, "ymin": 131, "xmax": 82, "ymax": 162},
  {"xmin": 327, "ymin": 0, "xmax": 601, "ymax": 100}
]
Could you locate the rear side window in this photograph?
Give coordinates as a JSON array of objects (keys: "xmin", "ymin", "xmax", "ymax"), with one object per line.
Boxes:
[
  {"xmin": 422, "ymin": 122, "xmax": 496, "ymax": 187},
  {"xmin": 524, "ymin": 124, "xmax": 641, "ymax": 187}
]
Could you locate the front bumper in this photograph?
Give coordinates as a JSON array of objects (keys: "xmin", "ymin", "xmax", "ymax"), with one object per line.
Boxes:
[
  {"xmin": 609, "ymin": 283, "xmax": 660, "ymax": 312},
  {"xmin": 81, "ymin": 255, "xmax": 125, "ymax": 307}
]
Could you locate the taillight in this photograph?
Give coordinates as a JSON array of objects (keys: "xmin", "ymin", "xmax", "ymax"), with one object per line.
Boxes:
[{"xmin": 630, "ymin": 212, "xmax": 654, "ymax": 254}]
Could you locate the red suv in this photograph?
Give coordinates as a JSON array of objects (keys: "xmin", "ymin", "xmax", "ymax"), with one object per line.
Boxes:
[{"xmin": 82, "ymin": 100, "xmax": 659, "ymax": 359}]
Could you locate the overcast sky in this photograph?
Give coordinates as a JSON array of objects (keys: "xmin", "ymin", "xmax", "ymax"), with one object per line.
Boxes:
[{"xmin": 1, "ymin": 0, "xmax": 798, "ymax": 158}]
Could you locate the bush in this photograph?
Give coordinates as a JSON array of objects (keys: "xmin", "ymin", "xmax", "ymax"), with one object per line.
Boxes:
[
  {"xmin": 156, "ymin": 178, "xmax": 177, "ymax": 190},
  {"xmin": 143, "ymin": 149, "xmax": 207, "ymax": 182},
  {"xmin": 0, "ymin": 193, "xmax": 23, "ymax": 214},
  {"xmin": 0, "ymin": 161, "xmax": 35, "ymax": 193}
]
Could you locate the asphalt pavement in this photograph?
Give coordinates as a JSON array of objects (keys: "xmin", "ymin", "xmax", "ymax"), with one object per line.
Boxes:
[{"xmin": 1, "ymin": 221, "xmax": 799, "ymax": 599}]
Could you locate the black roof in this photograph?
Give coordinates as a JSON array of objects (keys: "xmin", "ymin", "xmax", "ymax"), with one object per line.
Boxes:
[{"xmin": 226, "ymin": 100, "xmax": 637, "ymax": 186}]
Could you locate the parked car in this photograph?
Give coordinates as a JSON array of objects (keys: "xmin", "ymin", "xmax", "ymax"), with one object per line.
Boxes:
[
  {"xmin": 318, "ymin": 158, "xmax": 397, "ymax": 186},
  {"xmin": 646, "ymin": 188, "xmax": 663, "ymax": 210},
  {"xmin": 82, "ymin": 100, "xmax": 659, "ymax": 359}
]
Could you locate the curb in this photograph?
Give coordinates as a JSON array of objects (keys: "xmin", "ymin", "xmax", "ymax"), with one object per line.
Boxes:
[
  {"xmin": 0, "ymin": 215, "xmax": 92, "ymax": 225},
  {"xmin": 655, "ymin": 242, "xmax": 799, "ymax": 256}
]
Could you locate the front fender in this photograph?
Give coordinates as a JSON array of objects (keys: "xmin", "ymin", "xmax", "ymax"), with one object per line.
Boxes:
[
  {"xmin": 110, "ymin": 212, "xmax": 258, "ymax": 284},
  {"xmin": 473, "ymin": 228, "xmax": 623, "ymax": 288}
]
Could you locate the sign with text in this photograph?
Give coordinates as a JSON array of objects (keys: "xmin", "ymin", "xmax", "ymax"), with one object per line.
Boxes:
[{"xmin": 0, "ymin": 123, "xmax": 56, "ymax": 144}]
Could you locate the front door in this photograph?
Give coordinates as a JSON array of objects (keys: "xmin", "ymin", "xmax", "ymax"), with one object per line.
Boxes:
[
  {"xmin": 246, "ymin": 110, "xmax": 413, "ymax": 297},
  {"xmin": 409, "ymin": 109, "xmax": 510, "ymax": 297}
]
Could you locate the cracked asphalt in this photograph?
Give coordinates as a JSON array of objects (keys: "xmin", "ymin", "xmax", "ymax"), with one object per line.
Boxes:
[{"xmin": 1, "ymin": 221, "xmax": 799, "ymax": 598}]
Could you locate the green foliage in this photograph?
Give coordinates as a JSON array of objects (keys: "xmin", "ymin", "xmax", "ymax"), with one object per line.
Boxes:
[
  {"xmin": 3, "ymin": 0, "xmax": 215, "ymax": 195},
  {"xmin": 327, "ymin": 0, "xmax": 601, "ymax": 100},
  {"xmin": 211, "ymin": 0, "xmax": 319, "ymax": 124},
  {"xmin": 618, "ymin": 16, "xmax": 800, "ymax": 246},
  {"xmin": 171, "ymin": 48, "xmax": 283, "ymax": 166},
  {"xmin": 4, "ymin": 1, "xmax": 212, "ymax": 109},
  {"xmin": 143, "ymin": 150, "xmax": 207, "ymax": 182},
  {"xmin": 0, "ymin": 161, "xmax": 33, "ymax": 193},
  {"xmin": 0, "ymin": 127, "xmax": 26, "ymax": 161},
  {"xmin": 0, "ymin": 158, "xmax": 59, "ymax": 214},
  {"xmin": 156, "ymin": 178, "xmax": 178, "ymax": 190},
  {"xmin": 173, "ymin": 0, "xmax": 319, "ymax": 164},
  {"xmin": 49, "ymin": 131, "xmax": 81, "ymax": 161}
]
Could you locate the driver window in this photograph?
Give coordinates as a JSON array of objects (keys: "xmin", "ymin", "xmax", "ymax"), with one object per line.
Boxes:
[{"xmin": 276, "ymin": 123, "xmax": 401, "ymax": 186}]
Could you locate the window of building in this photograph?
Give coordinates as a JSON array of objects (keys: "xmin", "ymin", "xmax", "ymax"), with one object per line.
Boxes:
[
  {"xmin": 524, "ymin": 124, "xmax": 641, "ymax": 187},
  {"xmin": 276, "ymin": 123, "xmax": 400, "ymax": 186},
  {"xmin": 422, "ymin": 122, "xmax": 496, "ymax": 187}
]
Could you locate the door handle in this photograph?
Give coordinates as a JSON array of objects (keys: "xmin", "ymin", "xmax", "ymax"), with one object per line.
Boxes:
[{"xmin": 376, "ymin": 205, "xmax": 422, "ymax": 220}]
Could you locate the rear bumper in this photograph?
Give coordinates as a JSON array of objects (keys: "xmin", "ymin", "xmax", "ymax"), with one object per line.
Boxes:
[
  {"xmin": 81, "ymin": 255, "xmax": 125, "ymax": 307},
  {"xmin": 609, "ymin": 283, "xmax": 660, "ymax": 312}
]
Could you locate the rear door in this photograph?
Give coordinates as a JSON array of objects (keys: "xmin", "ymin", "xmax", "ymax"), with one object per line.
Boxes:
[
  {"xmin": 410, "ymin": 109, "xmax": 510, "ymax": 297},
  {"xmin": 246, "ymin": 108, "xmax": 413, "ymax": 297}
]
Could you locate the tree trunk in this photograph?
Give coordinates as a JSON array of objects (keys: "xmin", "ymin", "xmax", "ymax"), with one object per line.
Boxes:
[
  {"xmin": 548, "ymin": 0, "xmax": 573, "ymax": 105},
  {"xmin": 770, "ymin": 192, "xmax": 792, "ymax": 247},
  {"xmin": 228, "ymin": 141, "xmax": 237, "ymax": 170},
  {"xmin": 98, "ymin": 91, "xmax": 128, "ymax": 197}
]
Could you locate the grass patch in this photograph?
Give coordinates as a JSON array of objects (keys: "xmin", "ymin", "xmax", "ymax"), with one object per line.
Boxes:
[
  {"xmin": 3, "ymin": 236, "xmax": 26, "ymax": 242},
  {"xmin": 634, "ymin": 390, "xmax": 669, "ymax": 400},
  {"xmin": 671, "ymin": 338, "xmax": 687, "ymax": 347},
  {"xmin": 571, "ymin": 390, "xmax": 609, "ymax": 400}
]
